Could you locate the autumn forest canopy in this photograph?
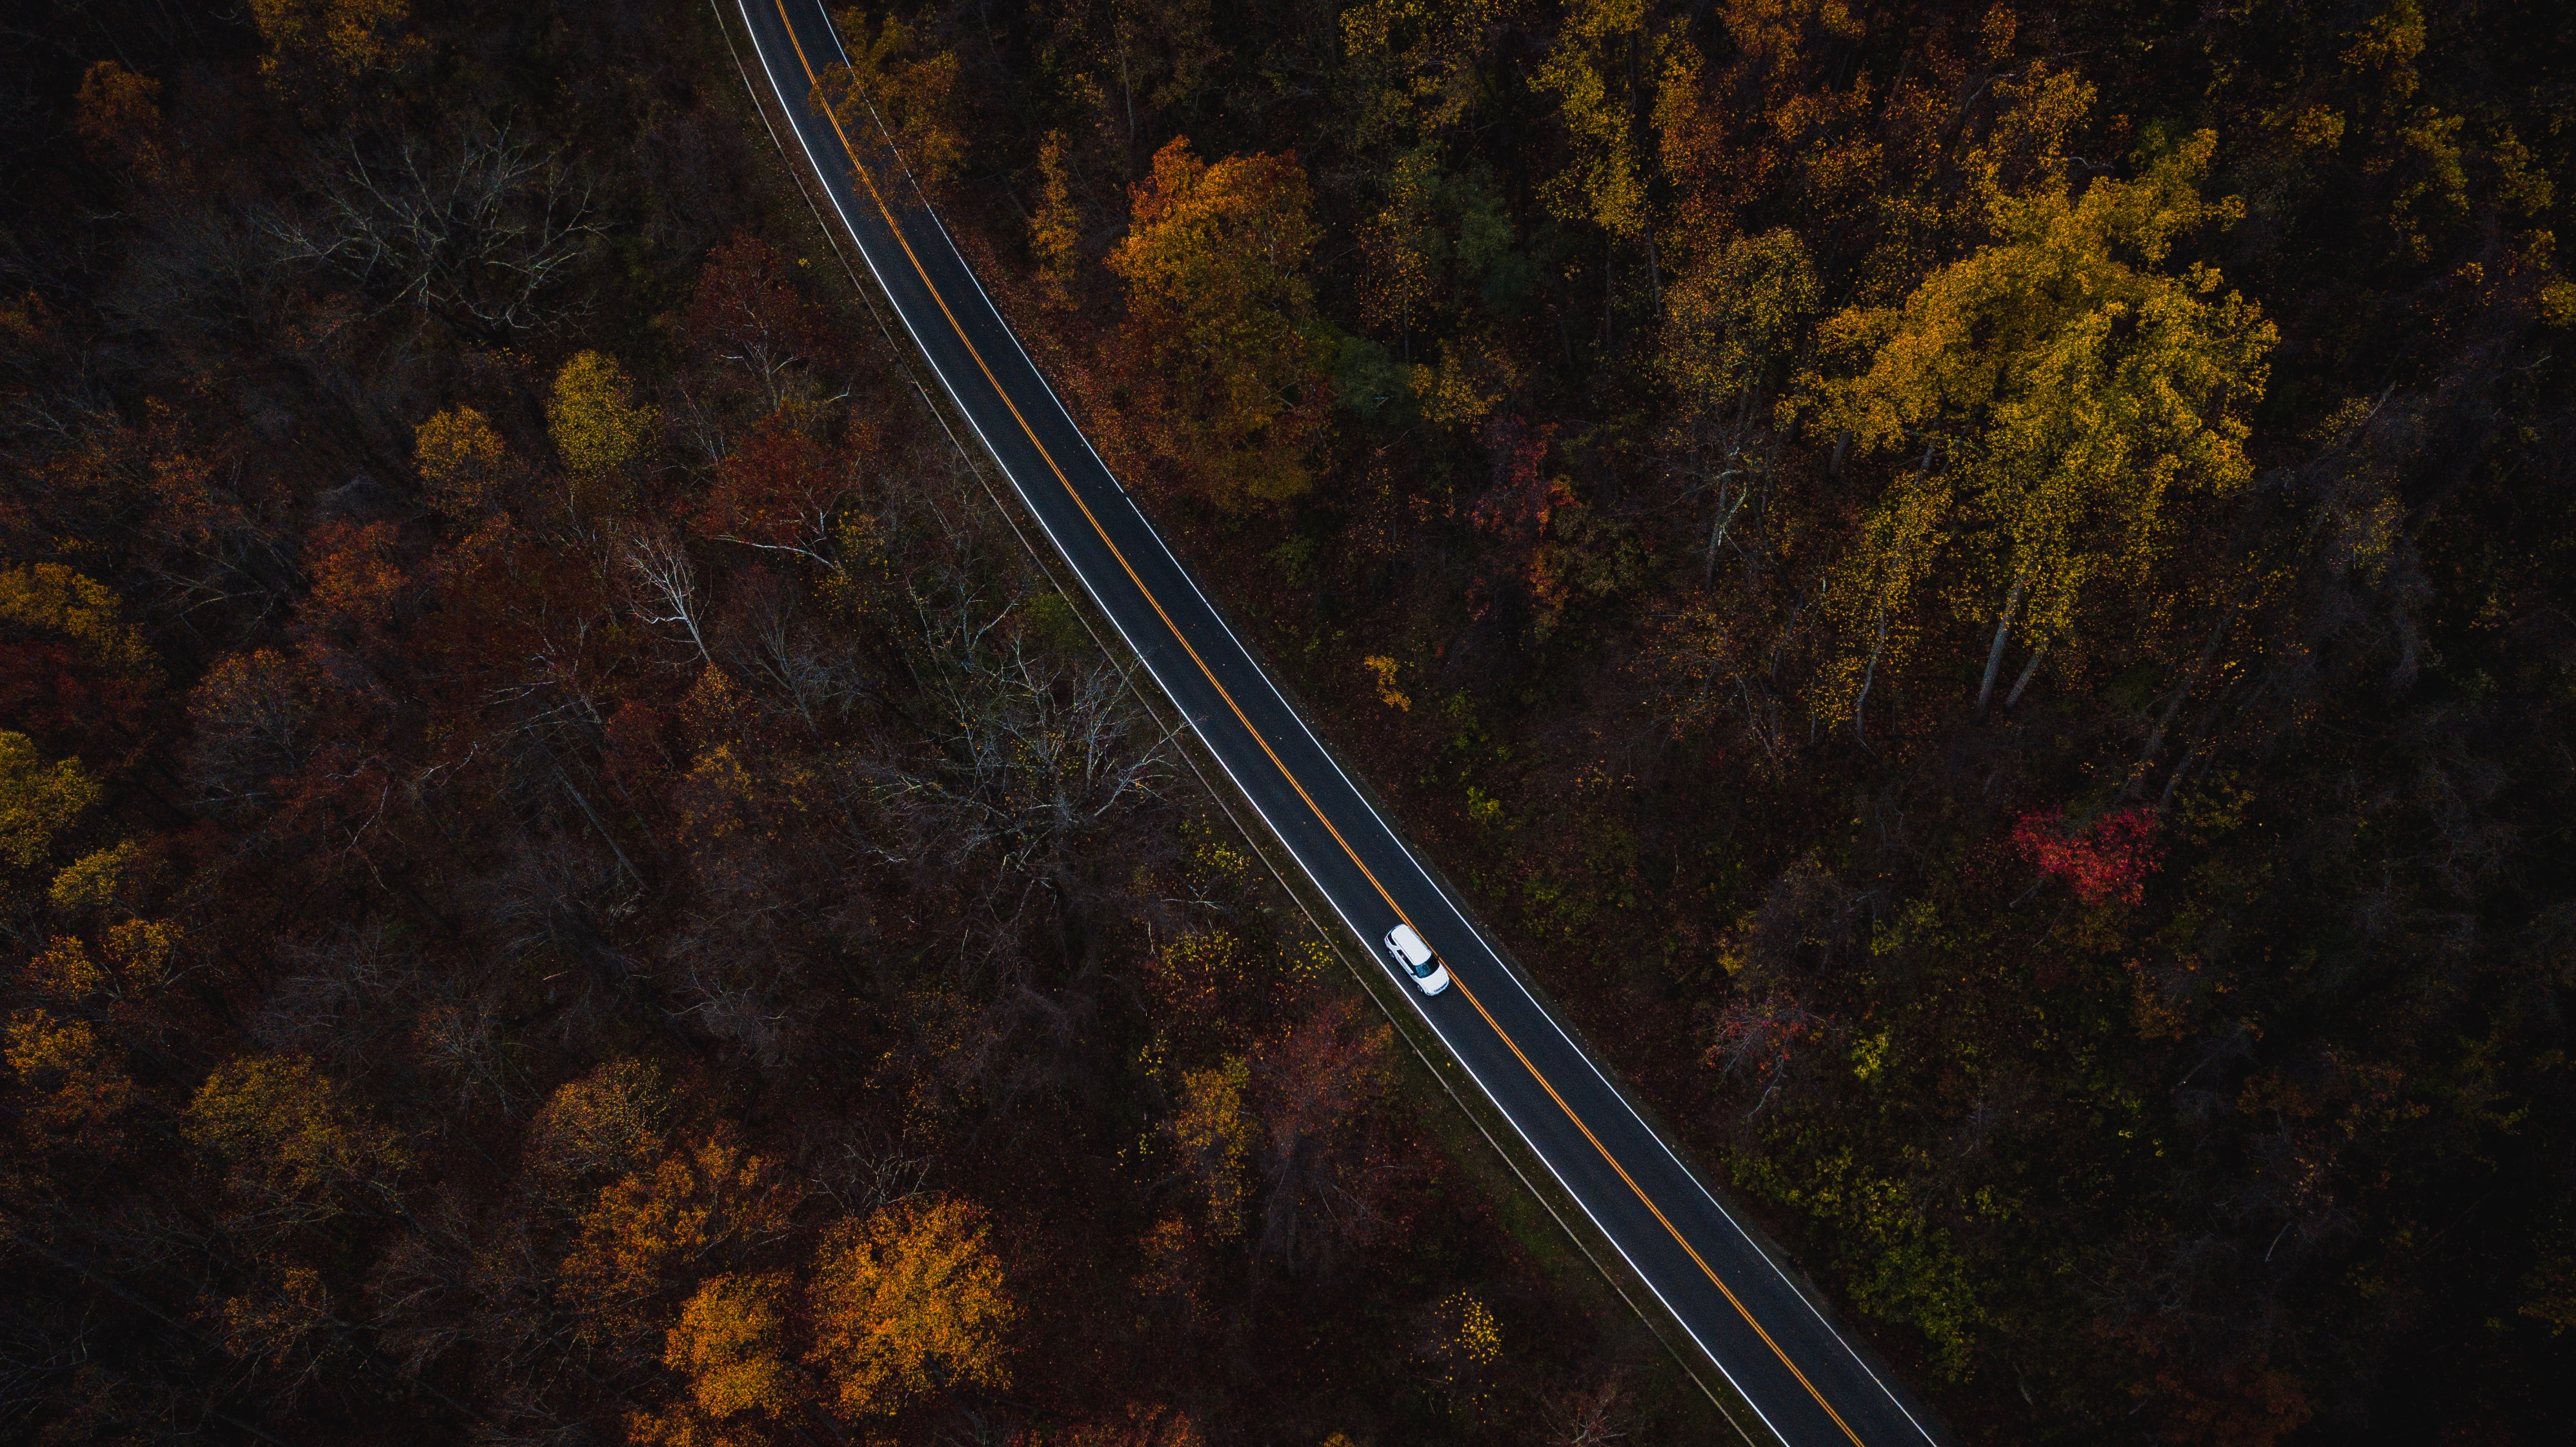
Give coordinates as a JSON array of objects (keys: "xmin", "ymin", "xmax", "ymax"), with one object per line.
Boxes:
[{"xmin": 4, "ymin": 0, "xmax": 2575, "ymax": 1443}]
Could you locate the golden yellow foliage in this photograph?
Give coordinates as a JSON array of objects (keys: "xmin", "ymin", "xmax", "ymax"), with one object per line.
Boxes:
[
  {"xmin": 1535, "ymin": 0, "xmax": 1655, "ymax": 238},
  {"xmin": 1453, "ymin": 1293, "xmax": 1502, "ymax": 1364},
  {"xmin": 1804, "ymin": 112, "xmax": 2275, "ymax": 722},
  {"xmin": 5, "ymin": 1008, "xmax": 133, "ymax": 1144},
  {"xmin": 1339, "ymin": 0, "xmax": 1505, "ymax": 151},
  {"xmin": 0, "ymin": 733, "xmax": 99, "ymax": 871},
  {"xmin": 813, "ymin": 11, "xmax": 966, "ymax": 187},
  {"xmin": 24, "ymin": 938, "xmax": 104, "ymax": 998},
  {"xmin": 102, "ymin": 918, "xmax": 181, "ymax": 988},
  {"xmin": 1167, "ymin": 1057, "xmax": 1254, "ymax": 1237},
  {"xmin": 414, "ymin": 406, "xmax": 512, "ymax": 518},
  {"xmin": 183, "ymin": 1054, "xmax": 407, "ymax": 1217},
  {"xmin": 46, "ymin": 840, "xmax": 135, "ymax": 916},
  {"xmin": 247, "ymin": 0, "xmax": 411, "ymax": 85},
  {"xmin": 0, "ymin": 565, "xmax": 156, "ymax": 682},
  {"xmin": 548, "ymin": 351, "xmax": 658, "ymax": 482},
  {"xmin": 1031, "ymin": 130, "xmax": 1083, "ymax": 311},
  {"xmin": 524, "ymin": 1058, "xmax": 672, "ymax": 1200},
  {"xmin": 679, "ymin": 747, "xmax": 761, "ymax": 843},
  {"xmin": 1360, "ymin": 148, "xmax": 1441, "ymax": 336},
  {"xmin": 1658, "ymin": 227, "xmax": 1818, "ymax": 421},
  {"xmin": 806, "ymin": 1196, "xmax": 1016, "ymax": 1417},
  {"xmin": 665, "ymin": 1273, "xmax": 801, "ymax": 1419},
  {"xmin": 625, "ymin": 1408, "xmax": 768, "ymax": 1447},
  {"xmin": 1360, "ymin": 656, "xmax": 1410, "ymax": 711},
  {"xmin": 1408, "ymin": 336, "xmax": 1513, "ymax": 431}
]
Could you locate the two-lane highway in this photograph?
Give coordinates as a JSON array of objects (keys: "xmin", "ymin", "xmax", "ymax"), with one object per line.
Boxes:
[{"xmin": 729, "ymin": 3, "xmax": 1947, "ymax": 1441}]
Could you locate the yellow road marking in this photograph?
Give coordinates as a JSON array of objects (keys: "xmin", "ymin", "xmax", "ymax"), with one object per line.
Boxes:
[{"xmin": 763, "ymin": 8, "xmax": 1869, "ymax": 1441}]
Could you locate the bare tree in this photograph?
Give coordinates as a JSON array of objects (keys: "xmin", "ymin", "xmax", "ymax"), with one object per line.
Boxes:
[
  {"xmin": 268, "ymin": 125, "xmax": 598, "ymax": 341},
  {"xmin": 1544, "ymin": 1372, "xmax": 1635, "ymax": 1446},
  {"xmin": 614, "ymin": 524, "xmax": 712, "ymax": 667},
  {"xmin": 864, "ymin": 576, "xmax": 1171, "ymax": 884}
]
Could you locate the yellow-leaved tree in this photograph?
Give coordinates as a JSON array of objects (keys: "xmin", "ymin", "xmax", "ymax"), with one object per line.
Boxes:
[
  {"xmin": 5, "ymin": 1009, "xmax": 134, "ymax": 1153},
  {"xmin": 1165, "ymin": 1056, "xmax": 1254, "ymax": 1239},
  {"xmin": 247, "ymin": 0, "xmax": 412, "ymax": 88},
  {"xmin": 0, "ymin": 563, "xmax": 154, "ymax": 673},
  {"xmin": 183, "ymin": 1054, "xmax": 408, "ymax": 1229},
  {"xmin": 1535, "ymin": 0, "xmax": 1655, "ymax": 243},
  {"xmin": 1339, "ymin": 0, "xmax": 1504, "ymax": 154},
  {"xmin": 1029, "ymin": 130, "xmax": 1083, "ymax": 312},
  {"xmin": 812, "ymin": 10, "xmax": 967, "ymax": 190},
  {"xmin": 1806, "ymin": 76, "xmax": 2276, "ymax": 733},
  {"xmin": 1658, "ymin": 227, "xmax": 1819, "ymax": 579},
  {"xmin": 806, "ymin": 1196, "xmax": 1015, "ymax": 1418},
  {"xmin": 0, "ymin": 733, "xmax": 99, "ymax": 873},
  {"xmin": 547, "ymin": 352, "xmax": 656, "ymax": 514},
  {"xmin": 414, "ymin": 406, "xmax": 514, "ymax": 519},
  {"xmin": 1109, "ymin": 137, "xmax": 1329, "ymax": 511}
]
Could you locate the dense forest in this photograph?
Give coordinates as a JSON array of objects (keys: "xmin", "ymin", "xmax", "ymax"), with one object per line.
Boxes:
[{"xmin": 5, "ymin": 0, "xmax": 2573, "ymax": 1444}]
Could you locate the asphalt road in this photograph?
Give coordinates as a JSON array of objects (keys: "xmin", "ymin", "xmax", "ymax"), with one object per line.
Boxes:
[{"xmin": 732, "ymin": 3, "xmax": 1949, "ymax": 1441}]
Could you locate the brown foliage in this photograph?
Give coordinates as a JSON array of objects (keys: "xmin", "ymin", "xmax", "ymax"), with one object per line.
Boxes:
[{"xmin": 72, "ymin": 61, "xmax": 165, "ymax": 177}]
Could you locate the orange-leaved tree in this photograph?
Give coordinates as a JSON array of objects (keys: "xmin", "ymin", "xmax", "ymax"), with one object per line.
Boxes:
[
  {"xmin": 647, "ymin": 1272, "xmax": 805, "ymax": 1431},
  {"xmin": 806, "ymin": 1195, "xmax": 1015, "ymax": 1418},
  {"xmin": 558, "ymin": 1128, "xmax": 795, "ymax": 1351},
  {"xmin": 73, "ymin": 61, "xmax": 167, "ymax": 178},
  {"xmin": 1108, "ymin": 137, "xmax": 1330, "ymax": 511}
]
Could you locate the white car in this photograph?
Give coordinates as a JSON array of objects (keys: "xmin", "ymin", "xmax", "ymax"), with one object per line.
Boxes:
[{"xmin": 1384, "ymin": 923, "xmax": 1451, "ymax": 995}]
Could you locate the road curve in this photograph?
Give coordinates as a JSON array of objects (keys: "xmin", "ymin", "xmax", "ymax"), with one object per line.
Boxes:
[{"xmin": 729, "ymin": 3, "xmax": 1947, "ymax": 1442}]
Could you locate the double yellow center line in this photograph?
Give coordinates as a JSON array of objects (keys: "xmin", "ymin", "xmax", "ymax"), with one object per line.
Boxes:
[{"xmin": 760, "ymin": 7, "xmax": 1869, "ymax": 1441}]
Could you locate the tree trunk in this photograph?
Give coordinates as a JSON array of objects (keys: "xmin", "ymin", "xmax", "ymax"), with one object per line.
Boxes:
[
  {"xmin": 1975, "ymin": 576, "xmax": 2026, "ymax": 718},
  {"xmin": 2003, "ymin": 645, "xmax": 2046, "ymax": 711},
  {"xmin": 1853, "ymin": 609, "xmax": 1889, "ymax": 751},
  {"xmin": 2131, "ymin": 606, "xmax": 2237, "ymax": 794}
]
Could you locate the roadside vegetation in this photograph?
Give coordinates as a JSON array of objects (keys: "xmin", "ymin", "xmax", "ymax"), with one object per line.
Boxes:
[{"xmin": 3, "ymin": 2, "xmax": 2572, "ymax": 1445}]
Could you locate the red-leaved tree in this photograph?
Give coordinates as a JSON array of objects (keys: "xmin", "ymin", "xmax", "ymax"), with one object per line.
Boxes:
[{"xmin": 2011, "ymin": 806, "xmax": 2164, "ymax": 905}]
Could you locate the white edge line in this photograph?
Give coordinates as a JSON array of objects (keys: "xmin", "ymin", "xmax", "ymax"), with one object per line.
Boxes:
[
  {"xmin": 744, "ymin": 6, "xmax": 1798, "ymax": 1438},
  {"xmin": 903, "ymin": 145, "xmax": 1941, "ymax": 1447},
  {"xmin": 741, "ymin": 6, "xmax": 1928, "ymax": 1442},
  {"xmin": 898, "ymin": 120, "xmax": 1946, "ymax": 1447}
]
